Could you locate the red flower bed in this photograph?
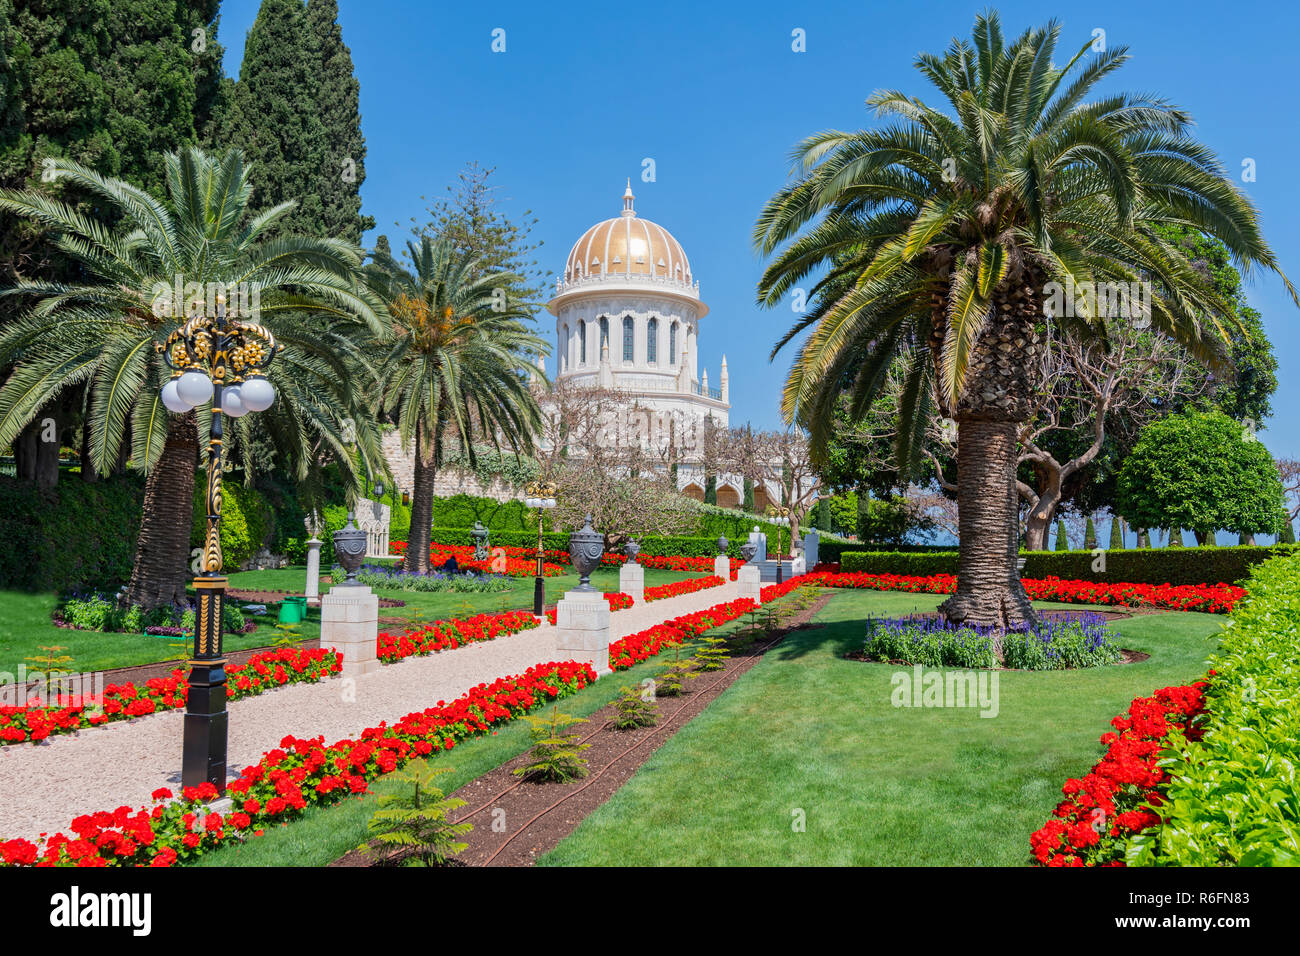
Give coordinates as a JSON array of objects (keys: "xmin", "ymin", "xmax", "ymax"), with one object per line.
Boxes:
[
  {"xmin": 0, "ymin": 660, "xmax": 596, "ymax": 868},
  {"xmin": 544, "ymin": 591, "xmax": 634, "ymax": 625},
  {"xmin": 608, "ymin": 597, "xmax": 759, "ymax": 670},
  {"xmin": 643, "ymin": 575, "xmax": 725, "ymax": 602},
  {"xmin": 377, "ymin": 610, "xmax": 540, "ymax": 663},
  {"xmin": 1029, "ymin": 681, "xmax": 1208, "ymax": 867},
  {"xmin": 804, "ymin": 571, "xmax": 1243, "ymax": 613},
  {"xmin": 388, "ymin": 541, "xmax": 564, "ymax": 577},
  {"xmin": 0, "ymin": 646, "xmax": 340, "ymax": 748}
]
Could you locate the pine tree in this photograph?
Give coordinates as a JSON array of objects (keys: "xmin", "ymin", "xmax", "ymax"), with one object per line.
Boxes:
[
  {"xmin": 1108, "ymin": 516, "xmax": 1125, "ymax": 550},
  {"xmin": 412, "ymin": 161, "xmax": 545, "ymax": 302},
  {"xmin": 1054, "ymin": 519, "xmax": 1068, "ymax": 552},
  {"xmin": 225, "ymin": 0, "xmax": 327, "ymax": 237},
  {"xmin": 305, "ymin": 0, "xmax": 372, "ymax": 243}
]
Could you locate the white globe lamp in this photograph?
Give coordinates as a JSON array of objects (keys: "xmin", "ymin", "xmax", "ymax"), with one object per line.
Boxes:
[
  {"xmin": 176, "ymin": 370, "xmax": 214, "ymax": 407},
  {"xmin": 239, "ymin": 375, "xmax": 276, "ymax": 412},
  {"xmin": 161, "ymin": 378, "xmax": 192, "ymax": 413},
  {"xmin": 221, "ymin": 384, "xmax": 249, "ymax": 418}
]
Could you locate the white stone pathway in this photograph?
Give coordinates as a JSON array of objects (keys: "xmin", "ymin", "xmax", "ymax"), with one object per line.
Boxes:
[{"xmin": 0, "ymin": 581, "xmax": 743, "ymax": 843}]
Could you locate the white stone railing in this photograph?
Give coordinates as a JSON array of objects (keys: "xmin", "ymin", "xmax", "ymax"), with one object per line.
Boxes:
[
  {"xmin": 554, "ymin": 272, "xmax": 700, "ymax": 298},
  {"xmin": 355, "ymin": 498, "xmax": 391, "ymax": 559}
]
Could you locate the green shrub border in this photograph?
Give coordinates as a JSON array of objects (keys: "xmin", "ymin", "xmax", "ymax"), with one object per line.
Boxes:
[
  {"xmin": 1124, "ymin": 551, "xmax": 1300, "ymax": 864},
  {"xmin": 839, "ymin": 544, "xmax": 1300, "ymax": 586}
]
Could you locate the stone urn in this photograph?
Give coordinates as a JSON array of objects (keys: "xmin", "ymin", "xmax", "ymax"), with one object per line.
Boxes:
[
  {"xmin": 471, "ymin": 520, "xmax": 490, "ymax": 561},
  {"xmin": 332, "ymin": 511, "xmax": 368, "ymax": 586},
  {"xmin": 716, "ymin": 534, "xmax": 729, "ymax": 555},
  {"xmin": 568, "ymin": 514, "xmax": 604, "ymax": 592},
  {"xmin": 740, "ymin": 540, "xmax": 758, "ymax": 563},
  {"xmin": 624, "ymin": 539, "xmax": 641, "ymax": 562}
]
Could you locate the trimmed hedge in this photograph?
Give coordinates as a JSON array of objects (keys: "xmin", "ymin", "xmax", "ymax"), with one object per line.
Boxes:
[
  {"xmin": 839, "ymin": 544, "xmax": 1300, "ymax": 586},
  {"xmin": 191, "ymin": 480, "xmax": 272, "ymax": 571},
  {"xmin": 0, "ymin": 475, "xmax": 144, "ymax": 592},
  {"xmin": 397, "ymin": 526, "xmax": 854, "ymax": 563}
]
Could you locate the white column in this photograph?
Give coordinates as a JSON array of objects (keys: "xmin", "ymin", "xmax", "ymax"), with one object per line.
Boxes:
[
  {"xmin": 554, "ymin": 590, "xmax": 613, "ymax": 677},
  {"xmin": 304, "ymin": 538, "xmax": 323, "ymax": 605},
  {"xmin": 619, "ymin": 562, "xmax": 644, "ymax": 601},
  {"xmin": 320, "ymin": 584, "xmax": 379, "ymax": 678}
]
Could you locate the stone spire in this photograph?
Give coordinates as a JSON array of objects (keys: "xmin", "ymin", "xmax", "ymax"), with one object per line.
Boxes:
[
  {"xmin": 720, "ymin": 354, "xmax": 729, "ymax": 403},
  {"xmin": 598, "ymin": 337, "xmax": 613, "ymax": 387},
  {"xmin": 621, "ymin": 179, "xmax": 635, "ymax": 218}
]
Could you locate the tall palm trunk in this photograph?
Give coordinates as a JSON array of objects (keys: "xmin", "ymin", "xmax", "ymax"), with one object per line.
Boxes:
[
  {"xmin": 403, "ymin": 426, "xmax": 435, "ymax": 575},
  {"xmin": 126, "ymin": 412, "xmax": 198, "ymax": 609},
  {"xmin": 939, "ymin": 419, "xmax": 1036, "ymax": 627},
  {"xmin": 937, "ymin": 280, "xmax": 1041, "ymax": 628}
]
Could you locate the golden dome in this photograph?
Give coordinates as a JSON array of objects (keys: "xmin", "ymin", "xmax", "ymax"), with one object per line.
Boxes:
[{"xmin": 563, "ymin": 183, "xmax": 692, "ymax": 284}]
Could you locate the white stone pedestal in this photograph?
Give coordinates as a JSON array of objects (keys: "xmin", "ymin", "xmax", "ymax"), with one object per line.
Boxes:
[
  {"xmin": 554, "ymin": 589, "xmax": 612, "ymax": 677},
  {"xmin": 713, "ymin": 554, "xmax": 730, "ymax": 580},
  {"xmin": 737, "ymin": 564, "xmax": 762, "ymax": 603},
  {"xmin": 304, "ymin": 538, "xmax": 323, "ymax": 606},
  {"xmin": 791, "ymin": 555, "xmax": 807, "ymax": 578},
  {"xmin": 619, "ymin": 562, "xmax": 644, "ymax": 602},
  {"xmin": 320, "ymin": 584, "xmax": 379, "ymax": 678}
]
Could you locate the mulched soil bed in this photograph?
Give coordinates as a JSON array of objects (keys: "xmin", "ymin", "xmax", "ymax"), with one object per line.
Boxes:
[{"xmin": 329, "ymin": 592, "xmax": 834, "ymax": 868}]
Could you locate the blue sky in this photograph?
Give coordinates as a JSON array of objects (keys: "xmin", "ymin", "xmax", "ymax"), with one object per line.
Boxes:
[{"xmin": 221, "ymin": 0, "xmax": 1300, "ymax": 456}]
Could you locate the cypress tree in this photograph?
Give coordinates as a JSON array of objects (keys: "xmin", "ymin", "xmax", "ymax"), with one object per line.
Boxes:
[
  {"xmin": 225, "ymin": 0, "xmax": 326, "ymax": 237},
  {"xmin": 1054, "ymin": 519, "xmax": 1068, "ymax": 551},
  {"xmin": 305, "ymin": 0, "xmax": 372, "ymax": 243},
  {"xmin": 1083, "ymin": 517, "xmax": 1097, "ymax": 550},
  {"xmin": 1167, "ymin": 528, "xmax": 1185, "ymax": 547},
  {"xmin": 1108, "ymin": 516, "xmax": 1125, "ymax": 550},
  {"xmin": 742, "ymin": 477, "xmax": 754, "ymax": 512},
  {"xmin": 0, "ymin": 0, "xmax": 221, "ymax": 483},
  {"xmin": 1281, "ymin": 521, "xmax": 1295, "ymax": 544},
  {"xmin": 704, "ymin": 473, "xmax": 717, "ymax": 505}
]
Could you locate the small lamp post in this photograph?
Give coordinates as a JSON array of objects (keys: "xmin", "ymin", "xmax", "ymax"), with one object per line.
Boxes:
[
  {"xmin": 523, "ymin": 480, "xmax": 557, "ymax": 616},
  {"xmin": 158, "ymin": 295, "xmax": 277, "ymax": 793},
  {"xmin": 765, "ymin": 504, "xmax": 791, "ymax": 585}
]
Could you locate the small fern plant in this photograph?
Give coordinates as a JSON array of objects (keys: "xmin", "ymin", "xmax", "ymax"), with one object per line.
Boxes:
[
  {"xmin": 655, "ymin": 645, "xmax": 698, "ymax": 697},
  {"xmin": 364, "ymin": 763, "xmax": 472, "ymax": 867},
  {"xmin": 512, "ymin": 707, "xmax": 591, "ymax": 782},
  {"xmin": 692, "ymin": 634, "xmax": 730, "ymax": 672},
  {"xmin": 613, "ymin": 683, "xmax": 658, "ymax": 730},
  {"xmin": 272, "ymin": 619, "xmax": 301, "ymax": 648}
]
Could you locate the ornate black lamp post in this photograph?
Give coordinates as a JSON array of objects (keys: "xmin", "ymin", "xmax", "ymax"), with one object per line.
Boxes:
[
  {"xmin": 158, "ymin": 295, "xmax": 277, "ymax": 792},
  {"xmin": 523, "ymin": 480, "xmax": 557, "ymax": 615},
  {"xmin": 765, "ymin": 504, "xmax": 791, "ymax": 585}
]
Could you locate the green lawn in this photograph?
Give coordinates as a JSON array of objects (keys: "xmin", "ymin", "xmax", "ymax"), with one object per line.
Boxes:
[
  {"xmin": 0, "ymin": 565, "xmax": 699, "ymax": 674},
  {"xmin": 537, "ymin": 589, "xmax": 1225, "ymax": 867}
]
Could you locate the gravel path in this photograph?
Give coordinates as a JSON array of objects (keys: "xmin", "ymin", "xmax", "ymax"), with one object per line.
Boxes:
[{"xmin": 0, "ymin": 581, "xmax": 742, "ymax": 842}]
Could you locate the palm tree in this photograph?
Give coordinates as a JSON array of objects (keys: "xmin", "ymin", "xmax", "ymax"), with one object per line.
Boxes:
[
  {"xmin": 755, "ymin": 12, "xmax": 1294, "ymax": 627},
  {"xmin": 367, "ymin": 236, "xmax": 545, "ymax": 574},
  {"xmin": 0, "ymin": 147, "xmax": 385, "ymax": 607}
]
